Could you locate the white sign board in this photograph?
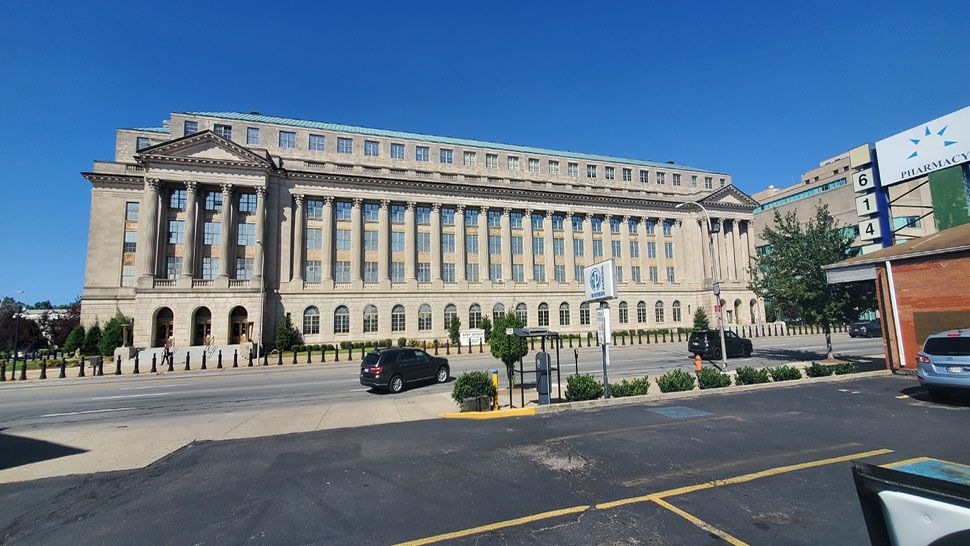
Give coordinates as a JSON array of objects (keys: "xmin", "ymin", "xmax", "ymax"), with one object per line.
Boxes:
[
  {"xmin": 855, "ymin": 194, "xmax": 877, "ymax": 217},
  {"xmin": 875, "ymin": 105, "xmax": 970, "ymax": 187},
  {"xmin": 584, "ymin": 259, "xmax": 618, "ymax": 302},
  {"xmin": 859, "ymin": 218, "xmax": 882, "ymax": 241},
  {"xmin": 596, "ymin": 307, "xmax": 612, "ymax": 346},
  {"xmin": 459, "ymin": 329, "xmax": 485, "ymax": 345},
  {"xmin": 852, "ymin": 168, "xmax": 874, "ymax": 193}
]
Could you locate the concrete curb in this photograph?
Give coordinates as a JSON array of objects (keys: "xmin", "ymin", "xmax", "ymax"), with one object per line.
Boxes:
[{"xmin": 441, "ymin": 407, "xmax": 537, "ymax": 420}]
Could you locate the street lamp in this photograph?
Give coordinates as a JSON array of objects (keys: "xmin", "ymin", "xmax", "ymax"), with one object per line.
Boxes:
[
  {"xmin": 675, "ymin": 202, "xmax": 728, "ymax": 370},
  {"xmin": 256, "ymin": 239, "xmax": 265, "ymax": 360},
  {"xmin": 2, "ymin": 290, "xmax": 24, "ymax": 380}
]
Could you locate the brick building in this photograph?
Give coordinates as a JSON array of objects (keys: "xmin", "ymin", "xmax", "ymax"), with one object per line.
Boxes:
[{"xmin": 825, "ymin": 223, "xmax": 970, "ymax": 370}]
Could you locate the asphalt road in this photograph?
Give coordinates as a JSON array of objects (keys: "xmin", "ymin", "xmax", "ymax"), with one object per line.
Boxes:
[
  {"xmin": 1, "ymin": 375, "xmax": 966, "ymax": 545},
  {"xmin": 0, "ymin": 333, "xmax": 882, "ymax": 431}
]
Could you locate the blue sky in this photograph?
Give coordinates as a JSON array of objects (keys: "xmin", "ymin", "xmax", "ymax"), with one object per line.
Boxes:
[{"xmin": 1, "ymin": 0, "xmax": 967, "ymax": 304}]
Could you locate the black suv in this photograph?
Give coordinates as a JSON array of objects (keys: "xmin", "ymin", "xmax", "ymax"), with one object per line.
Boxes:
[
  {"xmin": 849, "ymin": 320, "xmax": 882, "ymax": 338},
  {"xmin": 688, "ymin": 330, "xmax": 753, "ymax": 359},
  {"xmin": 359, "ymin": 347, "xmax": 450, "ymax": 393}
]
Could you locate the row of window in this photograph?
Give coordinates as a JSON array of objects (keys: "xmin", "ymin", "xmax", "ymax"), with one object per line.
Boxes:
[
  {"xmin": 163, "ymin": 190, "xmax": 256, "ymax": 213},
  {"xmin": 184, "ymin": 120, "xmax": 726, "ymax": 188},
  {"xmin": 161, "ymin": 256, "xmax": 254, "ymax": 281},
  {"xmin": 302, "ymin": 300, "xmax": 685, "ymax": 335}
]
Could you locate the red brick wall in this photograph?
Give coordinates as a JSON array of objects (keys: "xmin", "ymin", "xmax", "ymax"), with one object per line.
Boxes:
[{"xmin": 877, "ymin": 250, "xmax": 970, "ymax": 368}]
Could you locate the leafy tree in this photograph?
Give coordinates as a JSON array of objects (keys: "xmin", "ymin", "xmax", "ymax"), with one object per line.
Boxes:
[
  {"xmin": 749, "ymin": 205, "xmax": 874, "ymax": 359},
  {"xmin": 0, "ymin": 303, "xmax": 47, "ymax": 352},
  {"xmin": 448, "ymin": 315, "xmax": 461, "ymax": 345},
  {"xmin": 275, "ymin": 314, "xmax": 300, "ymax": 351},
  {"xmin": 82, "ymin": 320, "xmax": 102, "ymax": 356},
  {"xmin": 63, "ymin": 325, "xmax": 85, "ymax": 354},
  {"xmin": 481, "ymin": 316, "xmax": 493, "ymax": 342},
  {"xmin": 33, "ymin": 300, "xmax": 53, "ymax": 310},
  {"xmin": 47, "ymin": 297, "xmax": 81, "ymax": 347},
  {"xmin": 692, "ymin": 307, "xmax": 710, "ymax": 331},
  {"xmin": 98, "ymin": 314, "xmax": 128, "ymax": 356},
  {"xmin": 489, "ymin": 312, "xmax": 529, "ymax": 393}
]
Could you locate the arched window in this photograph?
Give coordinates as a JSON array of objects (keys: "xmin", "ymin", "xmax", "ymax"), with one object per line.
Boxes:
[
  {"xmin": 391, "ymin": 304, "xmax": 406, "ymax": 332},
  {"xmin": 515, "ymin": 303, "xmax": 528, "ymax": 326},
  {"xmin": 418, "ymin": 304, "xmax": 432, "ymax": 331},
  {"xmin": 303, "ymin": 306, "xmax": 320, "ymax": 335},
  {"xmin": 444, "ymin": 304, "xmax": 457, "ymax": 330},
  {"xmin": 538, "ymin": 303, "xmax": 549, "ymax": 327},
  {"xmin": 363, "ymin": 305, "xmax": 378, "ymax": 333},
  {"xmin": 637, "ymin": 301, "xmax": 647, "ymax": 323},
  {"xmin": 334, "ymin": 305, "xmax": 350, "ymax": 334},
  {"xmin": 469, "ymin": 304, "xmax": 482, "ymax": 329},
  {"xmin": 580, "ymin": 302, "xmax": 590, "ymax": 325},
  {"xmin": 492, "ymin": 303, "xmax": 505, "ymax": 322},
  {"xmin": 655, "ymin": 301, "xmax": 665, "ymax": 324},
  {"xmin": 672, "ymin": 301, "xmax": 682, "ymax": 323},
  {"xmin": 559, "ymin": 302, "xmax": 570, "ymax": 326},
  {"xmin": 618, "ymin": 301, "xmax": 629, "ymax": 324}
]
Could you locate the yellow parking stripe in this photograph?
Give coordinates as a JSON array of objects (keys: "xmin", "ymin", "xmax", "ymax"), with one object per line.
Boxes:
[
  {"xmin": 653, "ymin": 498, "xmax": 749, "ymax": 546},
  {"xmin": 393, "ymin": 505, "xmax": 590, "ymax": 546},
  {"xmin": 883, "ymin": 456, "xmax": 931, "ymax": 468}
]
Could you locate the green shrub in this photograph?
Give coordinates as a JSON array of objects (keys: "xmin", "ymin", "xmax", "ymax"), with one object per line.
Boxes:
[
  {"xmin": 657, "ymin": 369, "xmax": 695, "ymax": 392},
  {"xmin": 397, "ymin": 337, "xmax": 407, "ymax": 347},
  {"xmin": 565, "ymin": 374, "xmax": 604, "ymax": 401},
  {"xmin": 451, "ymin": 371, "xmax": 496, "ymax": 407},
  {"xmin": 768, "ymin": 365, "xmax": 802, "ymax": 381},
  {"xmin": 610, "ymin": 376, "xmax": 650, "ymax": 397},
  {"xmin": 734, "ymin": 366, "xmax": 770, "ymax": 385},
  {"xmin": 832, "ymin": 362, "xmax": 857, "ymax": 375},
  {"xmin": 63, "ymin": 325, "xmax": 85, "ymax": 354},
  {"xmin": 275, "ymin": 315, "xmax": 300, "ymax": 351},
  {"xmin": 697, "ymin": 367, "xmax": 732, "ymax": 389},
  {"xmin": 805, "ymin": 362, "xmax": 834, "ymax": 378},
  {"xmin": 82, "ymin": 320, "xmax": 101, "ymax": 356}
]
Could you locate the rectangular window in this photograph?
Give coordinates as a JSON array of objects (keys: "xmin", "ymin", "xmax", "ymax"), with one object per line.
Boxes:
[
  {"xmin": 553, "ymin": 238, "xmax": 564, "ymax": 256},
  {"xmin": 390, "ymin": 262, "xmax": 405, "ymax": 283},
  {"xmin": 417, "ymin": 263, "xmax": 431, "ymax": 283},
  {"xmin": 417, "ymin": 232, "xmax": 431, "ymax": 253},
  {"xmin": 183, "ymin": 120, "xmax": 198, "ymax": 135},
  {"xmin": 628, "ymin": 218, "xmax": 639, "ymax": 234},
  {"xmin": 391, "ymin": 205, "xmax": 405, "ymax": 223},
  {"xmin": 705, "ymin": 176, "xmax": 713, "ymax": 189},
  {"xmin": 441, "ymin": 207, "xmax": 455, "ymax": 225},
  {"xmin": 442, "ymin": 263, "xmax": 456, "ymax": 283},
  {"xmin": 605, "ymin": 166, "xmax": 615, "ymax": 180},
  {"xmin": 486, "ymin": 153, "xmax": 498, "ymax": 168},
  {"xmin": 465, "ymin": 234, "xmax": 478, "ymax": 253},
  {"xmin": 532, "ymin": 238, "xmax": 544, "ymax": 255},
  {"xmin": 552, "ymin": 215, "xmax": 564, "ymax": 230},
  {"xmin": 464, "ymin": 208, "xmax": 478, "ymax": 226},
  {"xmin": 306, "ymin": 228, "xmax": 323, "ymax": 250},
  {"xmin": 166, "ymin": 256, "xmax": 182, "ymax": 279},
  {"xmin": 336, "ymin": 261, "xmax": 351, "ymax": 282},
  {"xmin": 363, "ymin": 203, "xmax": 379, "ymax": 222},
  {"xmin": 533, "ymin": 265, "xmax": 545, "ymax": 282},
  {"xmin": 247, "ymin": 127, "xmax": 260, "ymax": 145},
  {"xmin": 663, "ymin": 221, "xmax": 672, "ymax": 236},
  {"xmin": 277, "ymin": 131, "xmax": 295, "ymax": 149},
  {"xmin": 204, "ymin": 191, "xmax": 222, "ymax": 212},
  {"xmin": 691, "ymin": 175, "xmax": 698, "ymax": 187},
  {"xmin": 528, "ymin": 158, "xmax": 540, "ymax": 173},
  {"xmin": 235, "ymin": 257, "xmax": 254, "ymax": 280},
  {"xmin": 391, "ymin": 142, "xmax": 405, "ymax": 159},
  {"xmin": 303, "ymin": 199, "xmax": 322, "ymax": 220},
  {"xmin": 167, "ymin": 220, "xmax": 185, "ymax": 244},
  {"xmin": 305, "ymin": 134, "xmax": 324, "ymax": 151},
  {"xmin": 511, "ymin": 236, "xmax": 523, "ymax": 255},
  {"xmin": 548, "ymin": 160, "xmax": 560, "ymax": 175},
  {"xmin": 488, "ymin": 235, "xmax": 501, "ymax": 254},
  {"xmin": 239, "ymin": 194, "xmax": 257, "ymax": 213},
  {"xmin": 554, "ymin": 265, "xmax": 565, "ymax": 282},
  {"xmin": 441, "ymin": 233, "xmax": 455, "ymax": 253},
  {"xmin": 616, "ymin": 267, "xmax": 623, "ymax": 283},
  {"xmin": 656, "ymin": 172, "xmax": 665, "ymax": 185},
  {"xmin": 391, "ymin": 231, "xmax": 405, "ymax": 252},
  {"xmin": 622, "ymin": 168, "xmax": 632, "ymax": 181},
  {"xmin": 637, "ymin": 303, "xmax": 647, "ymax": 323},
  {"xmin": 364, "ymin": 230, "xmax": 378, "ymax": 251},
  {"xmin": 465, "ymin": 263, "xmax": 479, "ymax": 282},
  {"xmin": 136, "ymin": 137, "xmax": 152, "ymax": 151},
  {"xmin": 416, "ymin": 206, "xmax": 431, "ymax": 225},
  {"xmin": 673, "ymin": 173, "xmax": 681, "ymax": 186},
  {"xmin": 640, "ymin": 170, "xmax": 649, "ymax": 183},
  {"xmin": 125, "ymin": 202, "xmax": 140, "ymax": 220},
  {"xmin": 568, "ymin": 163, "xmax": 578, "ymax": 177},
  {"xmin": 632, "ymin": 266, "xmax": 641, "ymax": 282},
  {"xmin": 170, "ymin": 190, "xmax": 186, "ymax": 210},
  {"xmin": 488, "ymin": 263, "xmax": 502, "ymax": 282},
  {"xmin": 487, "ymin": 210, "xmax": 501, "ymax": 228},
  {"xmin": 592, "ymin": 217, "xmax": 602, "ymax": 232},
  {"xmin": 648, "ymin": 242, "xmax": 657, "ymax": 258},
  {"xmin": 593, "ymin": 239, "xmax": 603, "ymax": 257},
  {"xmin": 305, "ymin": 261, "xmax": 322, "ymax": 283},
  {"xmin": 573, "ymin": 238, "xmax": 584, "ymax": 257},
  {"xmin": 415, "ymin": 146, "xmax": 429, "ymax": 161},
  {"xmin": 201, "ymin": 257, "xmax": 219, "ymax": 281},
  {"xmin": 667, "ymin": 266, "xmax": 676, "ymax": 282},
  {"xmin": 237, "ymin": 223, "xmax": 255, "ymax": 246},
  {"xmin": 337, "ymin": 137, "xmax": 353, "ymax": 154},
  {"xmin": 531, "ymin": 212, "xmax": 544, "ymax": 229},
  {"xmin": 571, "ymin": 215, "xmax": 583, "ymax": 231},
  {"xmin": 586, "ymin": 164, "xmax": 597, "ymax": 178},
  {"xmin": 336, "ymin": 229, "xmax": 351, "ymax": 250},
  {"xmin": 214, "ymin": 124, "xmax": 232, "ymax": 140},
  {"xmin": 629, "ymin": 241, "xmax": 640, "ymax": 258},
  {"xmin": 611, "ymin": 240, "xmax": 622, "ymax": 257},
  {"xmin": 720, "ymin": 178, "xmax": 726, "ymax": 187},
  {"xmin": 610, "ymin": 217, "xmax": 621, "ymax": 233},
  {"xmin": 510, "ymin": 212, "xmax": 523, "ymax": 229},
  {"xmin": 507, "ymin": 156, "xmax": 519, "ymax": 171},
  {"xmin": 646, "ymin": 220, "xmax": 655, "ymax": 235},
  {"xmin": 123, "ymin": 231, "xmax": 137, "ymax": 253},
  {"xmin": 580, "ymin": 304, "xmax": 590, "ymax": 325},
  {"xmin": 575, "ymin": 266, "xmax": 584, "ymax": 283},
  {"xmin": 364, "ymin": 140, "xmax": 379, "ymax": 156},
  {"xmin": 463, "ymin": 151, "xmax": 476, "ymax": 166},
  {"xmin": 203, "ymin": 222, "xmax": 220, "ymax": 245},
  {"xmin": 649, "ymin": 266, "xmax": 658, "ymax": 283},
  {"xmin": 664, "ymin": 241, "xmax": 673, "ymax": 259},
  {"xmin": 512, "ymin": 263, "xmax": 524, "ymax": 283},
  {"xmin": 439, "ymin": 148, "xmax": 453, "ymax": 164}
]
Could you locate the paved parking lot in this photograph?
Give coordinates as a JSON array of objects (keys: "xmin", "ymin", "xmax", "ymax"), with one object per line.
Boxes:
[{"xmin": 2, "ymin": 374, "xmax": 966, "ymax": 545}]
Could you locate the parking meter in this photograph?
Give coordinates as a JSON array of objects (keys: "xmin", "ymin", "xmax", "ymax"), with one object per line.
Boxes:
[{"xmin": 535, "ymin": 352, "xmax": 551, "ymax": 405}]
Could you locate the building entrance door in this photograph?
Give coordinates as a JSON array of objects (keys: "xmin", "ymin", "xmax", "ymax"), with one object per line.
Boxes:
[
  {"xmin": 229, "ymin": 307, "xmax": 249, "ymax": 344},
  {"xmin": 154, "ymin": 307, "xmax": 174, "ymax": 347},
  {"xmin": 193, "ymin": 307, "xmax": 212, "ymax": 346}
]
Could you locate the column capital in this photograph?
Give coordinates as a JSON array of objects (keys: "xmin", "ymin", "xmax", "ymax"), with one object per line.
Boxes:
[
  {"xmin": 145, "ymin": 177, "xmax": 162, "ymax": 191},
  {"xmin": 324, "ymin": 196, "xmax": 334, "ymax": 206},
  {"xmin": 622, "ymin": 214, "xmax": 631, "ymax": 223},
  {"xmin": 503, "ymin": 207, "xmax": 512, "ymax": 216},
  {"xmin": 184, "ymin": 180, "xmax": 198, "ymax": 193},
  {"xmin": 604, "ymin": 213, "xmax": 613, "ymax": 220},
  {"xmin": 406, "ymin": 201, "xmax": 416, "ymax": 210},
  {"xmin": 255, "ymin": 186, "xmax": 267, "ymax": 197},
  {"xmin": 456, "ymin": 203, "xmax": 465, "ymax": 213},
  {"xmin": 352, "ymin": 197, "xmax": 363, "ymax": 207},
  {"xmin": 379, "ymin": 199, "xmax": 390, "ymax": 209},
  {"xmin": 294, "ymin": 194, "xmax": 305, "ymax": 206},
  {"xmin": 431, "ymin": 202, "xmax": 441, "ymax": 212},
  {"xmin": 544, "ymin": 209, "xmax": 553, "ymax": 218},
  {"xmin": 564, "ymin": 211, "xmax": 574, "ymax": 219},
  {"xmin": 524, "ymin": 208, "xmax": 533, "ymax": 217},
  {"xmin": 585, "ymin": 212, "xmax": 595, "ymax": 221},
  {"xmin": 480, "ymin": 205, "xmax": 489, "ymax": 213},
  {"xmin": 220, "ymin": 182, "xmax": 234, "ymax": 195}
]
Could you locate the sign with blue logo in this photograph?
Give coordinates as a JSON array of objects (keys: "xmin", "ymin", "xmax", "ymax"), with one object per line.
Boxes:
[
  {"xmin": 584, "ymin": 259, "xmax": 617, "ymax": 302},
  {"xmin": 875, "ymin": 105, "xmax": 970, "ymax": 187}
]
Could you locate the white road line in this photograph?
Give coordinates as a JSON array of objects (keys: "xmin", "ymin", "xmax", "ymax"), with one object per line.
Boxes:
[
  {"xmin": 40, "ymin": 407, "xmax": 134, "ymax": 418},
  {"xmin": 90, "ymin": 392, "xmax": 173, "ymax": 401},
  {"xmin": 121, "ymin": 384, "xmax": 179, "ymax": 391}
]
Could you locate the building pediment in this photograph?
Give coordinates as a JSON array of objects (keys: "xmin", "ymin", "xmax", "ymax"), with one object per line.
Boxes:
[
  {"xmin": 697, "ymin": 185, "xmax": 760, "ymax": 210},
  {"xmin": 136, "ymin": 130, "xmax": 277, "ymax": 170}
]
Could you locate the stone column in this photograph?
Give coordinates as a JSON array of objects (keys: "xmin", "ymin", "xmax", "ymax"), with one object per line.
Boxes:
[
  {"xmin": 350, "ymin": 198, "xmax": 362, "ymax": 282},
  {"xmin": 477, "ymin": 206, "xmax": 489, "ymax": 284},
  {"xmin": 672, "ymin": 218, "xmax": 685, "ymax": 283},
  {"xmin": 180, "ymin": 181, "xmax": 198, "ymax": 279},
  {"xmin": 564, "ymin": 212, "xmax": 576, "ymax": 283},
  {"xmin": 253, "ymin": 186, "xmax": 266, "ymax": 284},
  {"xmin": 715, "ymin": 218, "xmax": 729, "ymax": 281},
  {"xmin": 455, "ymin": 204, "xmax": 466, "ymax": 282},
  {"xmin": 698, "ymin": 219, "xmax": 710, "ymax": 283},
  {"xmin": 378, "ymin": 200, "xmax": 389, "ymax": 282},
  {"xmin": 603, "ymin": 214, "xmax": 614, "ymax": 260},
  {"xmin": 543, "ymin": 210, "xmax": 555, "ymax": 282},
  {"xmin": 431, "ymin": 203, "xmax": 442, "ymax": 283},
  {"xmin": 138, "ymin": 178, "xmax": 161, "ymax": 279},
  {"xmin": 620, "ymin": 215, "xmax": 632, "ymax": 284},
  {"xmin": 734, "ymin": 219, "xmax": 746, "ymax": 280},
  {"xmin": 582, "ymin": 213, "xmax": 594, "ymax": 270},
  {"xmin": 292, "ymin": 194, "xmax": 305, "ymax": 283},
  {"xmin": 322, "ymin": 196, "xmax": 334, "ymax": 282},
  {"xmin": 655, "ymin": 217, "xmax": 666, "ymax": 284},
  {"xmin": 523, "ymin": 209, "xmax": 535, "ymax": 282},
  {"xmin": 638, "ymin": 216, "xmax": 650, "ymax": 282},
  {"xmin": 745, "ymin": 219, "xmax": 757, "ymax": 277},
  {"xmin": 405, "ymin": 201, "xmax": 417, "ymax": 282},
  {"xmin": 218, "ymin": 183, "xmax": 234, "ymax": 278},
  {"xmin": 500, "ymin": 207, "xmax": 512, "ymax": 282}
]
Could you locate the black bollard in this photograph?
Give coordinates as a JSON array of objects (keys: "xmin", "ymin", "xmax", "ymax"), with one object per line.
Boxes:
[
  {"xmin": 573, "ymin": 348, "xmax": 579, "ymax": 375},
  {"xmin": 445, "ymin": 341, "xmax": 450, "ymax": 355},
  {"xmin": 621, "ymin": 333, "xmax": 626, "ymax": 346},
  {"xmin": 151, "ymin": 353, "xmax": 158, "ymax": 373},
  {"xmin": 59, "ymin": 358, "xmax": 67, "ymax": 378},
  {"xmin": 184, "ymin": 352, "xmax": 190, "ymax": 371},
  {"xmin": 277, "ymin": 349, "xmax": 283, "ymax": 365},
  {"xmin": 40, "ymin": 359, "xmax": 47, "ymax": 380},
  {"xmin": 168, "ymin": 354, "xmax": 174, "ymax": 372},
  {"xmin": 347, "ymin": 345, "xmax": 352, "ymax": 361},
  {"xmin": 233, "ymin": 349, "xmax": 239, "ymax": 368},
  {"xmin": 434, "ymin": 343, "xmax": 439, "ymax": 356},
  {"xmin": 457, "ymin": 340, "xmax": 461, "ymax": 354},
  {"xmin": 133, "ymin": 354, "xmax": 140, "ymax": 375},
  {"xmin": 115, "ymin": 357, "xmax": 122, "ymax": 375},
  {"xmin": 1, "ymin": 360, "xmax": 5, "ymax": 382},
  {"xmin": 248, "ymin": 348, "xmax": 254, "ymax": 367},
  {"xmin": 201, "ymin": 351, "xmax": 207, "ymax": 370},
  {"xmin": 217, "ymin": 350, "xmax": 223, "ymax": 369},
  {"xmin": 96, "ymin": 358, "xmax": 104, "ymax": 377},
  {"xmin": 478, "ymin": 339, "xmax": 482, "ymax": 353},
  {"xmin": 307, "ymin": 347, "xmax": 313, "ymax": 364},
  {"xmin": 335, "ymin": 346, "xmax": 340, "ymax": 362},
  {"xmin": 423, "ymin": 340, "xmax": 427, "ymax": 351},
  {"xmin": 79, "ymin": 356, "xmax": 86, "ymax": 377},
  {"xmin": 292, "ymin": 349, "xmax": 297, "ymax": 365},
  {"xmin": 19, "ymin": 357, "xmax": 27, "ymax": 380},
  {"xmin": 595, "ymin": 333, "xmax": 599, "ymax": 347},
  {"xmin": 320, "ymin": 347, "xmax": 326, "ymax": 363},
  {"xmin": 263, "ymin": 349, "xmax": 269, "ymax": 366}
]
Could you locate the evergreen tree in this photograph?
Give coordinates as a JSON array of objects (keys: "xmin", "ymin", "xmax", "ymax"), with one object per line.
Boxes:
[
  {"xmin": 98, "ymin": 315, "xmax": 127, "ymax": 356},
  {"xmin": 448, "ymin": 315, "xmax": 461, "ymax": 345},
  {"xmin": 63, "ymin": 324, "xmax": 85, "ymax": 354},
  {"xmin": 275, "ymin": 314, "xmax": 300, "ymax": 351},
  {"xmin": 481, "ymin": 316, "xmax": 493, "ymax": 342},
  {"xmin": 82, "ymin": 320, "xmax": 102, "ymax": 356},
  {"xmin": 490, "ymin": 312, "xmax": 529, "ymax": 394},
  {"xmin": 692, "ymin": 307, "xmax": 710, "ymax": 331}
]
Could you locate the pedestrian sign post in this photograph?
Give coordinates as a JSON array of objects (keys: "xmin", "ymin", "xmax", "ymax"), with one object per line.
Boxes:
[{"xmin": 584, "ymin": 259, "xmax": 616, "ymax": 398}]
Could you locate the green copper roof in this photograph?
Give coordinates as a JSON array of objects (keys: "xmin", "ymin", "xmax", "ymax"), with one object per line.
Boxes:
[
  {"xmin": 182, "ymin": 111, "xmax": 724, "ymax": 175},
  {"xmin": 126, "ymin": 126, "xmax": 171, "ymax": 134}
]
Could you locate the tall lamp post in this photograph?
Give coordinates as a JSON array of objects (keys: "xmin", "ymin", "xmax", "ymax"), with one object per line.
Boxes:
[
  {"xmin": 675, "ymin": 202, "xmax": 727, "ymax": 370},
  {"xmin": 3, "ymin": 290, "xmax": 25, "ymax": 380},
  {"xmin": 256, "ymin": 239, "xmax": 265, "ymax": 360}
]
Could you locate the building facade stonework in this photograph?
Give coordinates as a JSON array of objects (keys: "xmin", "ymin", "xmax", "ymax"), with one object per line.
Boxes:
[{"xmin": 81, "ymin": 112, "xmax": 764, "ymax": 350}]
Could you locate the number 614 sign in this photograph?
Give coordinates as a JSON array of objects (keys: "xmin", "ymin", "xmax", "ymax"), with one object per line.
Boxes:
[{"xmin": 852, "ymin": 168, "xmax": 873, "ymax": 193}]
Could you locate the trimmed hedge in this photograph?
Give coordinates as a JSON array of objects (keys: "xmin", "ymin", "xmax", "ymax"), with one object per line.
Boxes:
[
  {"xmin": 565, "ymin": 374, "xmax": 604, "ymax": 401},
  {"xmin": 697, "ymin": 367, "xmax": 732, "ymax": 389},
  {"xmin": 657, "ymin": 369, "xmax": 695, "ymax": 393},
  {"xmin": 451, "ymin": 371, "xmax": 496, "ymax": 407},
  {"xmin": 805, "ymin": 361, "xmax": 835, "ymax": 378},
  {"xmin": 734, "ymin": 366, "xmax": 770, "ymax": 385},
  {"xmin": 832, "ymin": 362, "xmax": 857, "ymax": 375},
  {"xmin": 610, "ymin": 377, "xmax": 650, "ymax": 397},
  {"xmin": 768, "ymin": 365, "xmax": 802, "ymax": 381}
]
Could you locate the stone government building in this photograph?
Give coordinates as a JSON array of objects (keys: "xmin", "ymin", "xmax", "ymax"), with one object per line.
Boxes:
[{"xmin": 80, "ymin": 111, "xmax": 764, "ymax": 350}]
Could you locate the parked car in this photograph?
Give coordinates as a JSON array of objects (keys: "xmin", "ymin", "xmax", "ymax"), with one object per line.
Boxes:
[
  {"xmin": 916, "ymin": 329, "xmax": 970, "ymax": 397},
  {"xmin": 359, "ymin": 347, "xmax": 449, "ymax": 394},
  {"xmin": 688, "ymin": 330, "xmax": 753, "ymax": 359},
  {"xmin": 849, "ymin": 320, "xmax": 882, "ymax": 338}
]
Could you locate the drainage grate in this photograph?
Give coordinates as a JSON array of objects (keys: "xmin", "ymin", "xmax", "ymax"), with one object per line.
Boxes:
[{"xmin": 648, "ymin": 406, "xmax": 713, "ymax": 419}]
